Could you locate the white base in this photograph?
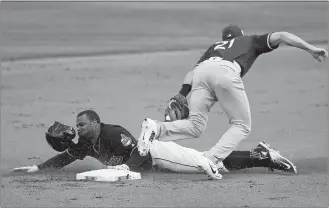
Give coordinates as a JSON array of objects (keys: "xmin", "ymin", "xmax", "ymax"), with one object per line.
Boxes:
[{"xmin": 76, "ymin": 169, "xmax": 141, "ymax": 182}]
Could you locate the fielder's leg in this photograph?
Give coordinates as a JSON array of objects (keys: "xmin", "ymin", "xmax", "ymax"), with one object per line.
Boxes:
[
  {"xmin": 142, "ymin": 60, "xmax": 218, "ymax": 142},
  {"xmin": 203, "ymin": 60, "xmax": 251, "ymax": 164},
  {"xmin": 156, "ymin": 87, "xmax": 215, "ymax": 141}
]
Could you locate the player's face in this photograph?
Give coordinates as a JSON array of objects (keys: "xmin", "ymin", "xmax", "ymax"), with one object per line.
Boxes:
[{"xmin": 76, "ymin": 114, "xmax": 94, "ymax": 137}]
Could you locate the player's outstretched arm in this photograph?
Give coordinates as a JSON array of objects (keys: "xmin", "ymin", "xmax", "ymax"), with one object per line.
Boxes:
[
  {"xmin": 12, "ymin": 151, "xmax": 77, "ymax": 173},
  {"xmin": 269, "ymin": 32, "xmax": 328, "ymax": 62}
]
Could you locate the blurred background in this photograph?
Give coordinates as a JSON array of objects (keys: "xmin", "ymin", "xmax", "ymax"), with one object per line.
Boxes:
[{"xmin": 0, "ymin": 2, "xmax": 327, "ymax": 61}]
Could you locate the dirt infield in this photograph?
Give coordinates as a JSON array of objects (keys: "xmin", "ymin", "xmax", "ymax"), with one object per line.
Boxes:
[
  {"xmin": 1, "ymin": 47, "xmax": 328, "ymax": 207},
  {"xmin": 1, "ymin": 2, "xmax": 328, "ymax": 207}
]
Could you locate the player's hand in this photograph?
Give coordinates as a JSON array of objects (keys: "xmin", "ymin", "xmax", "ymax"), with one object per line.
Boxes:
[
  {"xmin": 107, "ymin": 164, "xmax": 130, "ymax": 171},
  {"xmin": 310, "ymin": 47, "xmax": 328, "ymax": 62},
  {"xmin": 11, "ymin": 165, "xmax": 39, "ymax": 173}
]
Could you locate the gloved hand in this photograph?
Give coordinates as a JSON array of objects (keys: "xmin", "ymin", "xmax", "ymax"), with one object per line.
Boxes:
[
  {"xmin": 164, "ymin": 94, "xmax": 189, "ymax": 121},
  {"xmin": 45, "ymin": 121, "xmax": 76, "ymax": 152},
  {"xmin": 107, "ymin": 164, "xmax": 130, "ymax": 171}
]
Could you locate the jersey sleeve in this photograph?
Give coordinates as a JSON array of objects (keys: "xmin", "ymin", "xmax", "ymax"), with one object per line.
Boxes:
[
  {"xmin": 37, "ymin": 151, "xmax": 77, "ymax": 170},
  {"xmin": 252, "ymin": 33, "xmax": 279, "ymax": 54},
  {"xmin": 66, "ymin": 140, "xmax": 89, "ymax": 160},
  {"xmin": 104, "ymin": 126, "xmax": 137, "ymax": 161},
  {"xmin": 112, "ymin": 126, "xmax": 137, "ymax": 151}
]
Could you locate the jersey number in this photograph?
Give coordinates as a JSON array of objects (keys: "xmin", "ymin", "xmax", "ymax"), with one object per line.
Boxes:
[{"xmin": 214, "ymin": 39, "xmax": 235, "ymax": 50}]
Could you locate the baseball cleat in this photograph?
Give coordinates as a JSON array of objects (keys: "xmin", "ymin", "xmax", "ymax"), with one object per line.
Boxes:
[
  {"xmin": 137, "ymin": 118, "xmax": 158, "ymax": 156},
  {"xmin": 250, "ymin": 142, "xmax": 271, "ymax": 159},
  {"xmin": 258, "ymin": 141, "xmax": 297, "ymax": 174},
  {"xmin": 141, "ymin": 118, "xmax": 159, "ymax": 141},
  {"xmin": 197, "ymin": 156, "xmax": 222, "ymax": 180}
]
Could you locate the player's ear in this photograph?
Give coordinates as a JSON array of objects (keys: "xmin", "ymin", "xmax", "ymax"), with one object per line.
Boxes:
[{"xmin": 91, "ymin": 120, "xmax": 97, "ymax": 127}]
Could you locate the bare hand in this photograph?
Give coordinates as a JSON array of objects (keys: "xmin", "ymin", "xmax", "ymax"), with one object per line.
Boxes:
[
  {"xmin": 311, "ymin": 47, "xmax": 328, "ymax": 62},
  {"xmin": 107, "ymin": 164, "xmax": 130, "ymax": 171}
]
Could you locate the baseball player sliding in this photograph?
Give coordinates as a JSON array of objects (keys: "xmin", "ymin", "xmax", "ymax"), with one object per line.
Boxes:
[
  {"xmin": 137, "ymin": 25, "xmax": 328, "ymax": 174},
  {"xmin": 12, "ymin": 110, "xmax": 296, "ymax": 180}
]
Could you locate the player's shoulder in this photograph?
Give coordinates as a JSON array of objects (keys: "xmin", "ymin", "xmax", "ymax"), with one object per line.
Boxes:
[
  {"xmin": 101, "ymin": 123, "xmax": 125, "ymax": 134},
  {"xmin": 237, "ymin": 35, "xmax": 256, "ymax": 41},
  {"xmin": 238, "ymin": 33, "xmax": 271, "ymax": 46},
  {"xmin": 100, "ymin": 123, "xmax": 134, "ymax": 140},
  {"xmin": 249, "ymin": 33, "xmax": 273, "ymax": 40}
]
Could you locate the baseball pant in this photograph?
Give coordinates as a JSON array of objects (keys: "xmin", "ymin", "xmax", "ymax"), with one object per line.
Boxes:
[
  {"xmin": 149, "ymin": 140, "xmax": 270, "ymax": 173},
  {"xmin": 150, "ymin": 140, "xmax": 206, "ymax": 173},
  {"xmin": 155, "ymin": 58, "xmax": 251, "ymax": 164}
]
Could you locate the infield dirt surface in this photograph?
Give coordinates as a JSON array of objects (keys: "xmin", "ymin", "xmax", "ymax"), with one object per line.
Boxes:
[{"xmin": 1, "ymin": 2, "xmax": 328, "ymax": 207}]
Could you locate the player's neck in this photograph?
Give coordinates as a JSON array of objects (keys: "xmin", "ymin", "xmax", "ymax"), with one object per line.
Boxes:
[{"xmin": 90, "ymin": 126, "xmax": 101, "ymax": 144}]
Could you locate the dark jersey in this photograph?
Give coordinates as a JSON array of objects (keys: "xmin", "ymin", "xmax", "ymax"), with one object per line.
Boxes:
[
  {"xmin": 196, "ymin": 33, "xmax": 278, "ymax": 77},
  {"xmin": 37, "ymin": 123, "xmax": 151, "ymax": 170}
]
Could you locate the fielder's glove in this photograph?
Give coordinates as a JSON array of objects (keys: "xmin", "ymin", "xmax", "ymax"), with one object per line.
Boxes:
[
  {"xmin": 45, "ymin": 121, "xmax": 76, "ymax": 152},
  {"xmin": 11, "ymin": 165, "xmax": 39, "ymax": 173},
  {"xmin": 165, "ymin": 94, "xmax": 189, "ymax": 121}
]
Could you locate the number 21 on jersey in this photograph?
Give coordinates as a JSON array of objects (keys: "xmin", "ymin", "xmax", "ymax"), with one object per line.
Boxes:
[{"xmin": 214, "ymin": 39, "xmax": 235, "ymax": 50}]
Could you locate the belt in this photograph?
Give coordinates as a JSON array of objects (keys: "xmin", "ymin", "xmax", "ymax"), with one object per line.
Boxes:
[{"xmin": 207, "ymin": 57, "xmax": 242, "ymax": 75}]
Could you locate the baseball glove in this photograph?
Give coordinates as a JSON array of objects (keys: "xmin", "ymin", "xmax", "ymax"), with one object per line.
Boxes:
[
  {"xmin": 45, "ymin": 121, "xmax": 76, "ymax": 152},
  {"xmin": 165, "ymin": 94, "xmax": 189, "ymax": 121}
]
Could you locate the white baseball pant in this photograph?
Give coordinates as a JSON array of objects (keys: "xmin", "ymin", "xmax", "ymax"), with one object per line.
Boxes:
[
  {"xmin": 155, "ymin": 58, "xmax": 251, "ymax": 164},
  {"xmin": 149, "ymin": 140, "xmax": 208, "ymax": 173}
]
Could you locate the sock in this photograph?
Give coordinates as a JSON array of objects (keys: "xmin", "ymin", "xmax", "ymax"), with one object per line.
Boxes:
[{"xmin": 223, "ymin": 151, "xmax": 270, "ymax": 170}]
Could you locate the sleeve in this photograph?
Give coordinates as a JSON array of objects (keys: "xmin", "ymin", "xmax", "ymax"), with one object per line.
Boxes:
[
  {"xmin": 65, "ymin": 140, "xmax": 89, "ymax": 160},
  {"xmin": 252, "ymin": 33, "xmax": 279, "ymax": 54},
  {"xmin": 119, "ymin": 127, "xmax": 138, "ymax": 151},
  {"xmin": 179, "ymin": 84, "xmax": 192, "ymax": 97},
  {"xmin": 108, "ymin": 127, "xmax": 153, "ymax": 170},
  {"xmin": 104, "ymin": 126, "xmax": 138, "ymax": 162},
  {"xmin": 37, "ymin": 151, "xmax": 77, "ymax": 170}
]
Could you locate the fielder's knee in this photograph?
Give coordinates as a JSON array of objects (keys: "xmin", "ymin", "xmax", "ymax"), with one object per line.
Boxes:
[{"xmin": 190, "ymin": 120, "xmax": 206, "ymax": 138}]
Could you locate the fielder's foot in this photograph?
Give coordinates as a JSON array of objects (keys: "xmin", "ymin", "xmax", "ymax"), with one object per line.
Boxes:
[
  {"xmin": 201, "ymin": 152, "xmax": 229, "ymax": 173},
  {"xmin": 138, "ymin": 118, "xmax": 158, "ymax": 142},
  {"xmin": 197, "ymin": 156, "xmax": 222, "ymax": 180},
  {"xmin": 258, "ymin": 141, "xmax": 297, "ymax": 174}
]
